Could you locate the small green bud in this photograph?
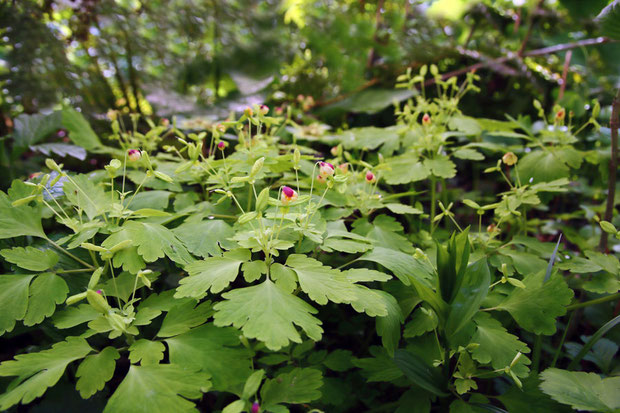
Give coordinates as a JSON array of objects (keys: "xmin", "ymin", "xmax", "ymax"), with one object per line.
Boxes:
[
  {"xmin": 66, "ymin": 291, "xmax": 87, "ymax": 306},
  {"xmin": 293, "ymin": 148, "xmax": 301, "ymax": 166},
  {"xmin": 88, "ymin": 267, "xmax": 104, "ymax": 289},
  {"xmin": 600, "ymin": 220, "xmax": 617, "ymax": 234},
  {"xmin": 154, "ymin": 170, "xmax": 174, "ymax": 183},
  {"xmin": 45, "ymin": 158, "xmax": 63, "ymax": 173},
  {"xmin": 11, "ymin": 195, "xmax": 38, "ymax": 207}
]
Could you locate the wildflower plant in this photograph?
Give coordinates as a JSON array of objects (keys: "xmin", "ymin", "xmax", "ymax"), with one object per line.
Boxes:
[{"xmin": 0, "ymin": 75, "xmax": 618, "ymax": 413}]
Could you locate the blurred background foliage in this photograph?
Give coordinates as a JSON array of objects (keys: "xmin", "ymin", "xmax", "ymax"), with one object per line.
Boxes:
[{"xmin": 0, "ymin": 0, "xmax": 618, "ymax": 133}]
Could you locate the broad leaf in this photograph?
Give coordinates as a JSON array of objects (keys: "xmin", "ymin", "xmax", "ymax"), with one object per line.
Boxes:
[
  {"xmin": 166, "ymin": 324, "xmax": 252, "ymax": 393},
  {"xmin": 213, "ymin": 279, "xmax": 323, "ymax": 351},
  {"xmin": 0, "ymin": 274, "xmax": 36, "ymax": 335},
  {"xmin": 61, "ymin": 107, "xmax": 102, "ymax": 150},
  {"xmin": 496, "ymin": 271, "xmax": 573, "ymax": 335},
  {"xmin": 0, "ymin": 337, "xmax": 92, "ymax": 410},
  {"xmin": 423, "ymin": 155, "xmax": 456, "ymax": 179},
  {"xmin": 173, "ymin": 218, "xmax": 236, "ymax": 257},
  {"xmin": 376, "ymin": 291, "xmax": 404, "ymax": 356},
  {"xmin": 12, "ymin": 111, "xmax": 62, "ymax": 148},
  {"xmin": 383, "ymin": 153, "xmax": 430, "ymax": 185},
  {"xmin": 471, "ymin": 313, "xmax": 530, "ymax": 376},
  {"xmin": 129, "ymin": 339, "xmax": 166, "ymax": 365},
  {"xmin": 123, "ymin": 221, "xmax": 194, "ymax": 265},
  {"xmin": 445, "ymin": 259, "xmax": 490, "ymax": 339},
  {"xmin": 285, "ymin": 254, "xmax": 357, "ymax": 305},
  {"xmin": 0, "ymin": 246, "xmax": 59, "ymax": 271},
  {"xmin": 63, "ymin": 174, "xmax": 112, "ymax": 220},
  {"xmin": 103, "ymin": 364, "xmax": 211, "ymax": 413},
  {"xmin": 176, "ymin": 249, "xmax": 250, "ymax": 299},
  {"xmin": 76, "ymin": 347, "xmax": 120, "ymax": 398},
  {"xmin": 0, "ymin": 191, "xmax": 45, "ymax": 239},
  {"xmin": 393, "ymin": 349, "xmax": 449, "ymax": 397},
  {"xmin": 23, "ymin": 273, "xmax": 68, "ymax": 326},
  {"xmin": 540, "ymin": 368, "xmax": 620, "ymax": 412},
  {"xmin": 597, "ymin": 0, "xmax": 620, "ymax": 40},
  {"xmin": 157, "ymin": 300, "xmax": 213, "ymax": 338},
  {"xmin": 260, "ymin": 368, "xmax": 323, "ymax": 407}
]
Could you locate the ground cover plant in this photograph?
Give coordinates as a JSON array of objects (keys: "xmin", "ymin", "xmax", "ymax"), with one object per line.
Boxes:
[{"xmin": 1, "ymin": 1, "xmax": 619, "ymax": 413}]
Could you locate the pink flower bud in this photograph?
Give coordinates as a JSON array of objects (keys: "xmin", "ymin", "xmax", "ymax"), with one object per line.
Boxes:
[
  {"xmin": 316, "ymin": 174, "xmax": 326, "ymax": 184},
  {"xmin": 96, "ymin": 290, "xmax": 102, "ymax": 295},
  {"xmin": 217, "ymin": 141, "xmax": 227, "ymax": 150},
  {"xmin": 259, "ymin": 105, "xmax": 269, "ymax": 115},
  {"xmin": 275, "ymin": 106, "xmax": 284, "ymax": 115},
  {"xmin": 127, "ymin": 149, "xmax": 141, "ymax": 161},
  {"xmin": 251, "ymin": 402, "xmax": 260, "ymax": 413},
  {"xmin": 330, "ymin": 146, "xmax": 339, "ymax": 156},
  {"xmin": 296, "ymin": 94, "xmax": 305, "ymax": 102},
  {"xmin": 244, "ymin": 106, "xmax": 254, "ymax": 117},
  {"xmin": 422, "ymin": 113, "xmax": 431, "ymax": 126},
  {"xmin": 161, "ymin": 118, "xmax": 170, "ymax": 127},
  {"xmin": 281, "ymin": 186, "xmax": 298, "ymax": 205},
  {"xmin": 365, "ymin": 171, "xmax": 376, "ymax": 183},
  {"xmin": 338, "ymin": 163, "xmax": 349, "ymax": 173},
  {"xmin": 319, "ymin": 161, "xmax": 335, "ymax": 178}
]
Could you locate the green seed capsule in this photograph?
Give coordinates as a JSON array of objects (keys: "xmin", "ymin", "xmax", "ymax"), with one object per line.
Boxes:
[{"xmin": 87, "ymin": 289, "xmax": 112, "ymax": 314}]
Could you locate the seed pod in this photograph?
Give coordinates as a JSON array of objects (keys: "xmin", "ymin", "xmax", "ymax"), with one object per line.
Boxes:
[
  {"xmin": 88, "ymin": 267, "xmax": 104, "ymax": 289},
  {"xmin": 87, "ymin": 289, "xmax": 112, "ymax": 314},
  {"xmin": 45, "ymin": 159, "xmax": 62, "ymax": 173},
  {"xmin": 66, "ymin": 291, "xmax": 87, "ymax": 306},
  {"xmin": 250, "ymin": 157, "xmax": 265, "ymax": 177},
  {"xmin": 256, "ymin": 187, "xmax": 270, "ymax": 211}
]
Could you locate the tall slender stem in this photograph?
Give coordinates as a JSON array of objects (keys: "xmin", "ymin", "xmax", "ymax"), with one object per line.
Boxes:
[{"xmin": 599, "ymin": 89, "xmax": 619, "ymax": 252}]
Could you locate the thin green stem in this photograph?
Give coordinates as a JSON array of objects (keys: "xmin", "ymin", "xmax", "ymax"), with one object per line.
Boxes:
[
  {"xmin": 566, "ymin": 292, "xmax": 620, "ymax": 311},
  {"xmin": 108, "ymin": 259, "xmax": 122, "ymax": 307},
  {"xmin": 46, "ymin": 238, "xmax": 94, "ymax": 269},
  {"xmin": 550, "ymin": 311, "xmax": 575, "ymax": 368},
  {"xmin": 430, "ymin": 176, "xmax": 436, "ymax": 234}
]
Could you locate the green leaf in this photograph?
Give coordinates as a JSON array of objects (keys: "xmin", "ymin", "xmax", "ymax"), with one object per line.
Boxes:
[
  {"xmin": 344, "ymin": 268, "xmax": 391, "ymax": 282},
  {"xmin": 63, "ymin": 174, "xmax": 112, "ymax": 220},
  {"xmin": 393, "ymin": 349, "xmax": 449, "ymax": 397},
  {"xmin": 260, "ymin": 368, "xmax": 323, "ymax": 407},
  {"xmin": 23, "ymin": 273, "xmax": 68, "ymax": 326},
  {"xmin": 270, "ymin": 263, "xmax": 298, "ymax": 293},
  {"xmin": 453, "ymin": 148, "xmax": 484, "ymax": 160},
  {"xmin": 129, "ymin": 339, "xmax": 166, "ymax": 365},
  {"xmin": 166, "ymin": 324, "xmax": 252, "ymax": 393},
  {"xmin": 359, "ymin": 247, "xmax": 433, "ymax": 287},
  {"xmin": 213, "ymin": 279, "xmax": 323, "ymax": 351},
  {"xmin": 383, "ymin": 153, "xmax": 430, "ymax": 185},
  {"xmin": 285, "ymin": 254, "xmax": 357, "ymax": 305},
  {"xmin": 353, "ymin": 346, "xmax": 403, "ymax": 382},
  {"xmin": 12, "ymin": 111, "xmax": 62, "ymax": 148},
  {"xmin": 517, "ymin": 150, "xmax": 569, "ymax": 184},
  {"xmin": 323, "ymin": 350, "xmax": 354, "ymax": 372},
  {"xmin": 242, "ymin": 261, "xmax": 267, "ymax": 282},
  {"xmin": 101, "ymin": 228, "xmax": 146, "ymax": 274},
  {"xmin": 597, "ymin": 0, "xmax": 620, "ymax": 40},
  {"xmin": 242, "ymin": 370, "xmax": 265, "ymax": 400},
  {"xmin": 103, "ymin": 364, "xmax": 211, "ymax": 413},
  {"xmin": 173, "ymin": 219, "xmax": 236, "ymax": 258},
  {"xmin": 0, "ymin": 247, "xmax": 59, "ymax": 271},
  {"xmin": 376, "ymin": 291, "xmax": 404, "ymax": 356},
  {"xmin": 353, "ymin": 215, "xmax": 415, "ymax": 253},
  {"xmin": 0, "ymin": 337, "xmax": 92, "ymax": 410},
  {"xmin": 123, "ymin": 221, "xmax": 194, "ymax": 265},
  {"xmin": 176, "ymin": 249, "xmax": 250, "ymax": 299},
  {"xmin": 385, "ymin": 203, "xmax": 423, "ymax": 215},
  {"xmin": 0, "ymin": 191, "xmax": 45, "ymax": 239},
  {"xmin": 498, "ymin": 374, "xmax": 571, "ymax": 413},
  {"xmin": 540, "ymin": 368, "xmax": 620, "ymax": 412},
  {"xmin": 446, "ymin": 259, "xmax": 491, "ymax": 339},
  {"xmin": 423, "ymin": 155, "xmax": 457, "ymax": 179},
  {"xmin": 222, "ymin": 400, "xmax": 246, "ymax": 413},
  {"xmin": 322, "ymin": 238, "xmax": 372, "ymax": 254},
  {"xmin": 404, "ymin": 306, "xmax": 438, "ymax": 338},
  {"xmin": 471, "ymin": 313, "xmax": 530, "ymax": 376},
  {"xmin": 52, "ymin": 304, "xmax": 100, "ymax": 329},
  {"xmin": 324, "ymin": 88, "xmax": 416, "ymax": 114},
  {"xmin": 76, "ymin": 347, "xmax": 120, "ymax": 398},
  {"xmin": 157, "ymin": 300, "xmax": 213, "ymax": 338},
  {"xmin": 0, "ymin": 274, "xmax": 36, "ymax": 335},
  {"xmin": 496, "ymin": 271, "xmax": 573, "ymax": 335},
  {"xmin": 61, "ymin": 107, "xmax": 102, "ymax": 150}
]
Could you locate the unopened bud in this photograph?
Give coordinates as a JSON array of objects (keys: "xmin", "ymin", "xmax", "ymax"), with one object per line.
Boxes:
[
  {"xmin": 502, "ymin": 152, "xmax": 518, "ymax": 166},
  {"xmin": 87, "ymin": 289, "xmax": 112, "ymax": 314},
  {"xmin": 422, "ymin": 113, "xmax": 431, "ymax": 125},
  {"xmin": 127, "ymin": 149, "xmax": 141, "ymax": 162}
]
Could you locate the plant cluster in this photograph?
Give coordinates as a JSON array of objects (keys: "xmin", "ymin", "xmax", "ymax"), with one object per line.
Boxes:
[{"xmin": 0, "ymin": 65, "xmax": 618, "ymax": 412}]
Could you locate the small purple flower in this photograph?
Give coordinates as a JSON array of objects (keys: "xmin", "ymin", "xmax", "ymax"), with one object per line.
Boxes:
[{"xmin": 251, "ymin": 401, "xmax": 260, "ymax": 413}]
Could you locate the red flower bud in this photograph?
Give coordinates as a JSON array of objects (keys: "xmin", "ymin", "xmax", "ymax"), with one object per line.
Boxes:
[
  {"xmin": 251, "ymin": 402, "xmax": 260, "ymax": 413},
  {"xmin": 422, "ymin": 113, "xmax": 431, "ymax": 126},
  {"xmin": 365, "ymin": 171, "xmax": 376, "ymax": 183},
  {"xmin": 127, "ymin": 149, "xmax": 141, "ymax": 161}
]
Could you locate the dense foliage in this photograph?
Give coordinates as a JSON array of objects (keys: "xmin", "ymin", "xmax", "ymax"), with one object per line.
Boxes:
[{"xmin": 0, "ymin": 1, "xmax": 619, "ymax": 412}]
